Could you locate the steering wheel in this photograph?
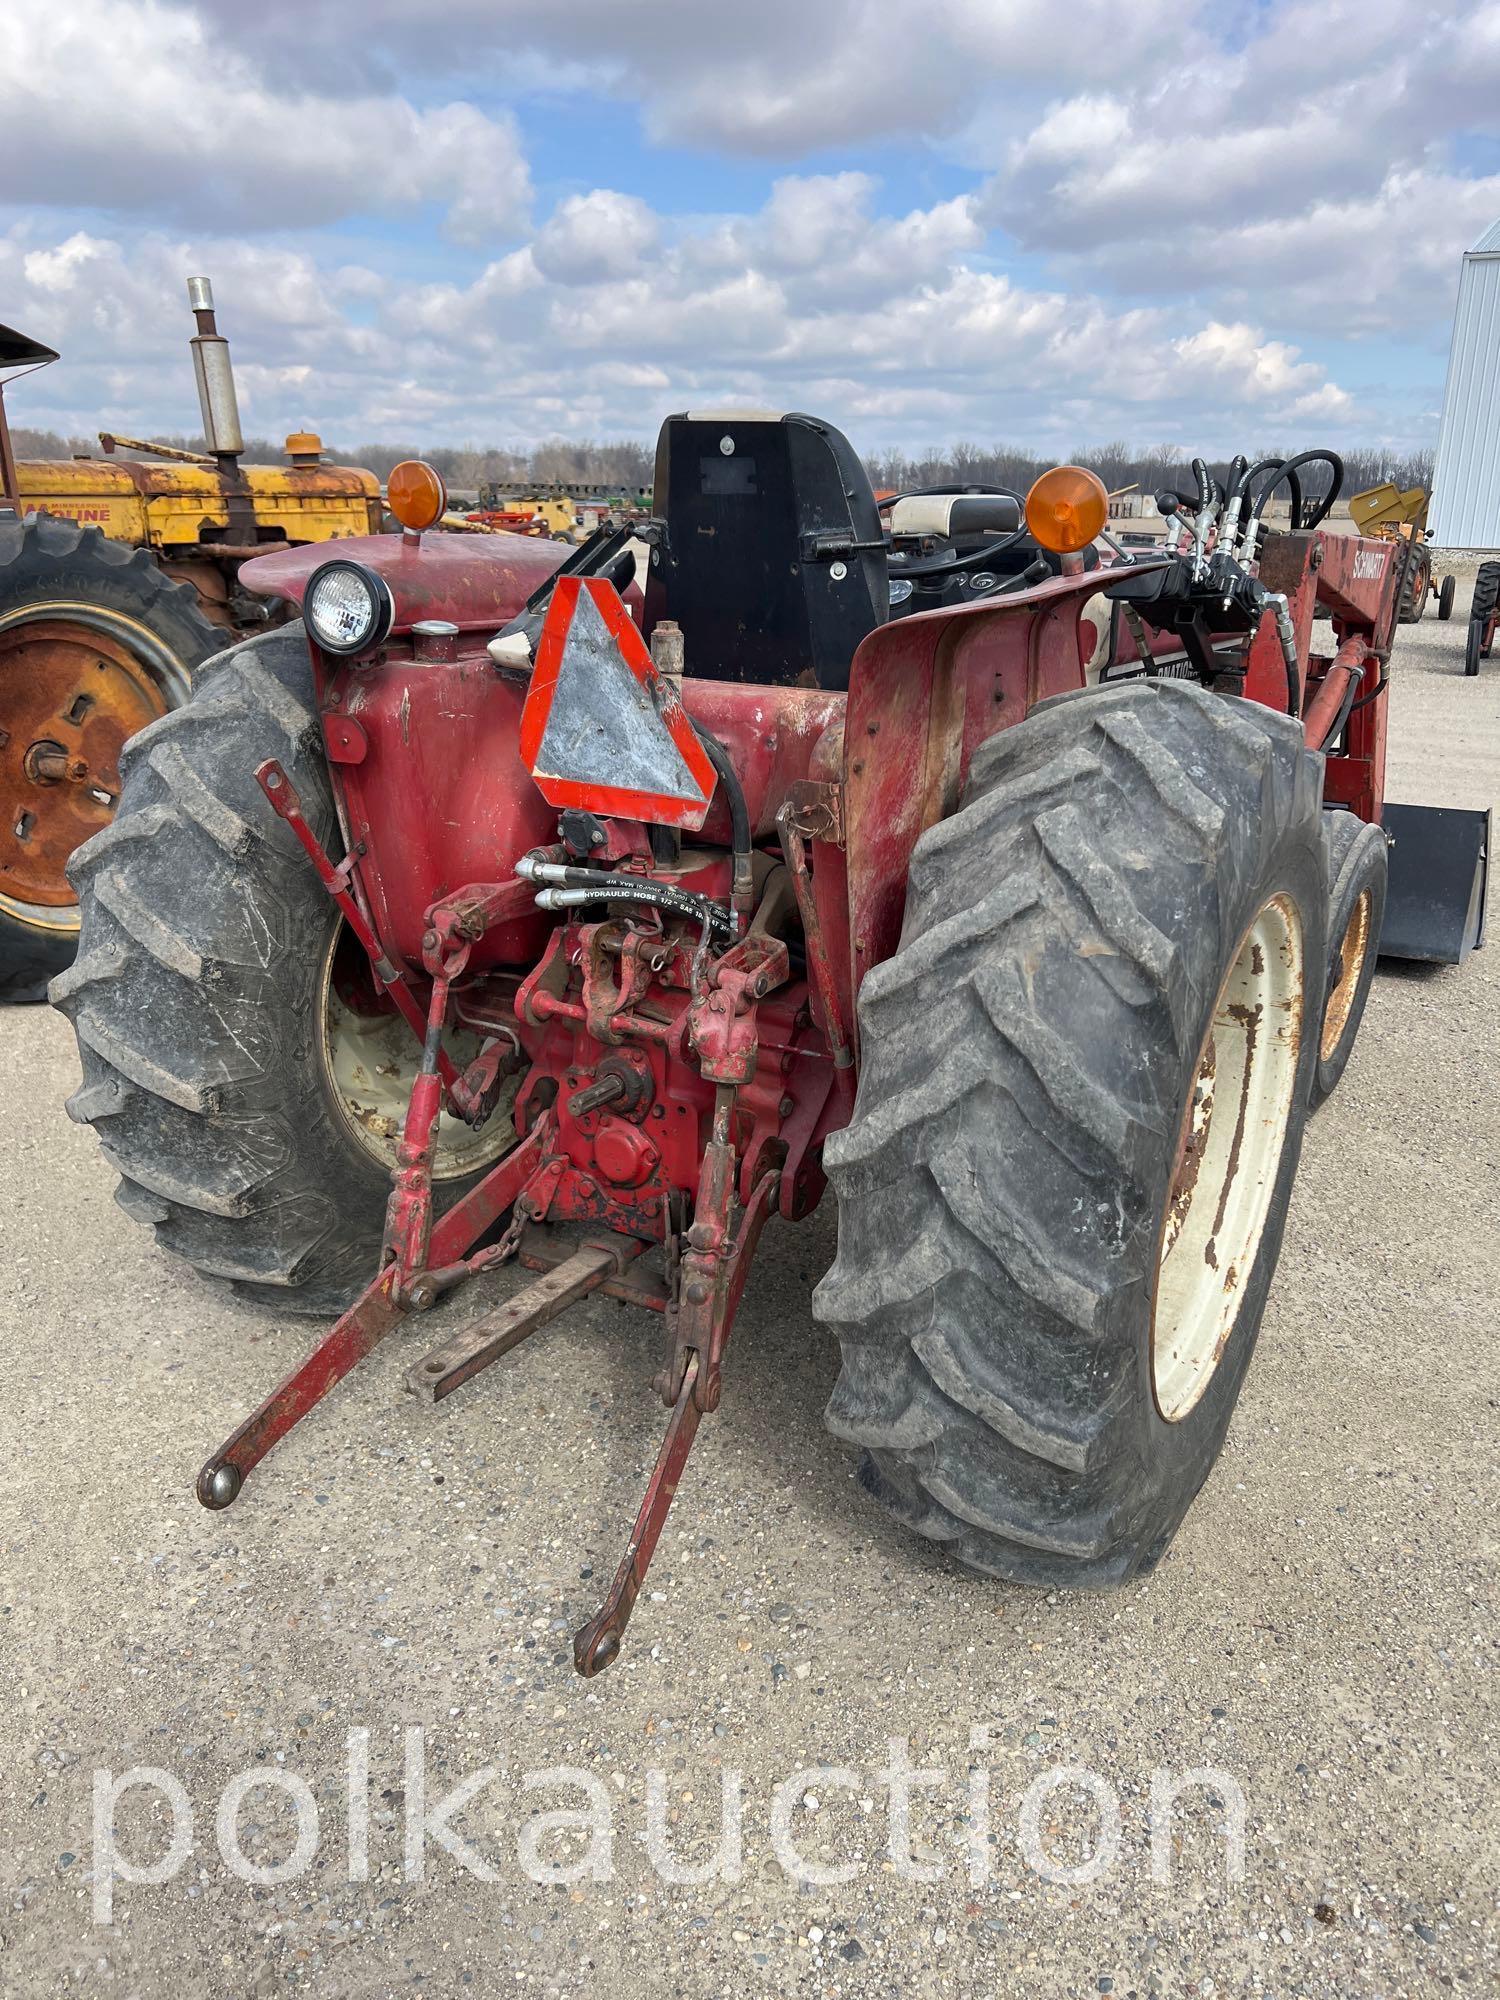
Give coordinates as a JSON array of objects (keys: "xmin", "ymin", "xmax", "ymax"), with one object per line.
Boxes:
[{"xmin": 881, "ymin": 482, "xmax": 1033, "ymax": 579}]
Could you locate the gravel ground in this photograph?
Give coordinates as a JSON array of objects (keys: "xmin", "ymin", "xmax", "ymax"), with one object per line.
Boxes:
[{"xmin": 2, "ymin": 575, "xmax": 1497, "ymax": 1999}]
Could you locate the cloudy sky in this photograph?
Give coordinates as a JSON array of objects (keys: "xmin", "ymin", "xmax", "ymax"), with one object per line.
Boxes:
[{"xmin": 3, "ymin": 0, "xmax": 1499, "ymax": 460}]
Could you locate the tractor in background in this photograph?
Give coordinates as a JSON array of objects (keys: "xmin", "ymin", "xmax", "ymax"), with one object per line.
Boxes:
[
  {"xmin": 1347, "ymin": 480, "xmax": 1455, "ymax": 623},
  {"xmin": 53, "ymin": 418, "xmax": 1489, "ymax": 1676},
  {"xmin": 0, "ymin": 279, "xmax": 381, "ymax": 1000}
]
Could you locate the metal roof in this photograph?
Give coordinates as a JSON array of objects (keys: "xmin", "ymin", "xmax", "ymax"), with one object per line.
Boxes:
[{"xmin": 1429, "ymin": 222, "xmax": 1500, "ymax": 549}]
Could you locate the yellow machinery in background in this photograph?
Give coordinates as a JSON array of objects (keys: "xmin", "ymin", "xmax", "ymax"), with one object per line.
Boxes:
[
  {"xmin": 1348, "ymin": 482, "xmax": 1456, "ymax": 624},
  {"xmin": 0, "ymin": 278, "xmax": 381, "ymax": 998},
  {"xmin": 465, "ymin": 492, "xmax": 583, "ymax": 540}
]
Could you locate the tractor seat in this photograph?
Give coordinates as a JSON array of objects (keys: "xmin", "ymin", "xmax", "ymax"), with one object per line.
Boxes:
[
  {"xmin": 888, "ymin": 492, "xmax": 1022, "ymax": 540},
  {"xmin": 644, "ymin": 409, "xmax": 887, "ymax": 691}
]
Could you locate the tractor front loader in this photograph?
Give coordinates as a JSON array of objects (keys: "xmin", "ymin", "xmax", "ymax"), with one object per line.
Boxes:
[
  {"xmin": 53, "ymin": 421, "xmax": 1490, "ymax": 1674},
  {"xmin": 0, "ymin": 279, "xmax": 381, "ymax": 1001}
]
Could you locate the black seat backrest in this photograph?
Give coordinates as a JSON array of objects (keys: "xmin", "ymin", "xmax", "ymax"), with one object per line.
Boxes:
[{"xmin": 644, "ymin": 410, "xmax": 887, "ymax": 691}]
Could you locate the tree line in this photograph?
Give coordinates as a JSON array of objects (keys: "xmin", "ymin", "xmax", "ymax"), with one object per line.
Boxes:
[
  {"xmin": 862, "ymin": 441, "xmax": 1436, "ymax": 508},
  {"xmin": 10, "ymin": 425, "xmax": 1433, "ymax": 506}
]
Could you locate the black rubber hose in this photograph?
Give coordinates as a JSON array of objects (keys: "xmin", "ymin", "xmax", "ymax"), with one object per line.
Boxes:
[
  {"xmin": 1247, "ymin": 451, "xmax": 1343, "ymax": 532},
  {"xmin": 691, "ymin": 720, "xmax": 753, "ymax": 925},
  {"xmin": 1274, "ymin": 449, "xmax": 1344, "ymax": 531},
  {"xmin": 1316, "ymin": 666, "xmax": 1362, "ymax": 750},
  {"xmin": 1241, "ymin": 457, "xmax": 1305, "ymax": 534},
  {"xmin": 541, "ymin": 873, "xmax": 736, "ymax": 936},
  {"xmin": 691, "ymin": 722, "xmax": 750, "ymax": 865},
  {"xmin": 1348, "ymin": 666, "xmax": 1390, "ymax": 713}
]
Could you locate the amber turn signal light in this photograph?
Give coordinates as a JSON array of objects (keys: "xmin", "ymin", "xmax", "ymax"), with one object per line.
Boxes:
[
  {"xmin": 387, "ymin": 459, "xmax": 448, "ymax": 533},
  {"xmin": 1024, "ymin": 465, "xmax": 1108, "ymax": 555}
]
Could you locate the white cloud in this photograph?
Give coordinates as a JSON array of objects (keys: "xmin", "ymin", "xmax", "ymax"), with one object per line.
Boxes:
[
  {"xmin": 0, "ymin": 190, "xmax": 1363, "ymax": 459},
  {"xmin": 162, "ymin": 0, "xmax": 1182, "ymax": 155},
  {"xmin": 10, "ymin": 0, "xmax": 1500, "ymax": 455},
  {"xmin": 982, "ymin": 0, "xmax": 1500, "ymax": 322},
  {"xmin": 533, "ymin": 191, "xmax": 661, "ymax": 284},
  {"xmin": 0, "ymin": 0, "xmax": 531, "ymax": 242}
]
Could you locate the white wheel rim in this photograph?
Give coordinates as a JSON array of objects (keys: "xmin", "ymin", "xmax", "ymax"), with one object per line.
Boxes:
[
  {"xmin": 317, "ymin": 926, "xmax": 514, "ymax": 1180},
  {"xmin": 1321, "ymin": 888, "xmax": 1372, "ymax": 1064},
  {"xmin": 1152, "ymin": 894, "xmax": 1305, "ymax": 1423}
]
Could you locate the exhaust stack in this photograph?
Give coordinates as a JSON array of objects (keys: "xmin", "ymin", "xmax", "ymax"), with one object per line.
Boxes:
[{"xmin": 186, "ymin": 276, "xmax": 244, "ymax": 462}]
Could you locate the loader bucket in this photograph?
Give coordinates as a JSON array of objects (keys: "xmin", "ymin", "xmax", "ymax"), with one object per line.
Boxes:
[{"xmin": 1378, "ymin": 801, "xmax": 1491, "ymax": 964}]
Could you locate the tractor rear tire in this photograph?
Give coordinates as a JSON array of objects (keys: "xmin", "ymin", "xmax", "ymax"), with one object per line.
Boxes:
[
  {"xmin": 51, "ymin": 624, "xmax": 507, "ymax": 1316},
  {"xmin": 1465, "ymin": 562, "xmax": 1500, "ymax": 675},
  {"xmin": 1310, "ymin": 811, "xmax": 1386, "ymax": 1110},
  {"xmin": 0, "ymin": 515, "xmax": 221, "ymax": 1001},
  {"xmin": 1397, "ymin": 545, "xmax": 1430, "ymax": 622},
  {"xmin": 815, "ymin": 680, "xmax": 1327, "ymax": 1589}
]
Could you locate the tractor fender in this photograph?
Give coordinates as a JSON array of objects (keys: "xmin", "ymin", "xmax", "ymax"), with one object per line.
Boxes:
[{"xmin": 841, "ymin": 561, "xmax": 1169, "ymax": 991}]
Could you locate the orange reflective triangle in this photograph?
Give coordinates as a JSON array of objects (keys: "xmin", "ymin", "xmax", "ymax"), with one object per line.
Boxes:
[{"xmin": 519, "ymin": 578, "xmax": 716, "ymax": 830}]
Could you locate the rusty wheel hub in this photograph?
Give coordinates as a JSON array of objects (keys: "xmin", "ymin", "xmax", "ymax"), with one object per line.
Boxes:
[
  {"xmin": 0, "ymin": 611, "xmax": 179, "ymax": 925},
  {"xmin": 1320, "ymin": 888, "xmax": 1373, "ymax": 1063},
  {"xmin": 317, "ymin": 923, "xmax": 515, "ymax": 1181}
]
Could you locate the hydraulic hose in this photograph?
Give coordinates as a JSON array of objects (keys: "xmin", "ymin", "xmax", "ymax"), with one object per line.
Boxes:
[
  {"xmin": 1237, "ymin": 457, "xmax": 1305, "ymax": 551},
  {"xmin": 691, "ymin": 719, "xmax": 754, "ymax": 928},
  {"xmin": 1243, "ymin": 451, "xmax": 1343, "ymax": 534},
  {"xmin": 1263, "ymin": 591, "xmax": 1303, "ymax": 717},
  {"xmin": 1321, "ymin": 668, "xmax": 1362, "ymax": 749},
  {"xmin": 1218, "ymin": 455, "xmax": 1251, "ymax": 555},
  {"xmin": 1302, "ymin": 634, "xmax": 1371, "ymax": 750},
  {"xmin": 518, "ymin": 851, "xmax": 736, "ymax": 935},
  {"xmin": 534, "ymin": 881, "xmax": 736, "ymax": 935},
  {"xmin": 1276, "ymin": 449, "xmax": 1344, "ymax": 530}
]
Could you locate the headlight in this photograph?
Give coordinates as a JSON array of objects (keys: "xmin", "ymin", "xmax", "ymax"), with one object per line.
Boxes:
[{"xmin": 305, "ymin": 560, "xmax": 395, "ymax": 656}]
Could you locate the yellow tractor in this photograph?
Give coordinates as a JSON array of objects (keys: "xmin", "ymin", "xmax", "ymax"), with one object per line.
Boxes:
[
  {"xmin": 0, "ymin": 278, "xmax": 381, "ymax": 999},
  {"xmin": 1348, "ymin": 481, "xmax": 1457, "ymax": 624}
]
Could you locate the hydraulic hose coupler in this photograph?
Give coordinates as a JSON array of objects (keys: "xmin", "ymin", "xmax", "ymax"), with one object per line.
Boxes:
[
  {"xmin": 516, "ymin": 851, "xmax": 567, "ymax": 885},
  {"xmin": 730, "ymin": 855, "xmax": 755, "ymax": 934}
]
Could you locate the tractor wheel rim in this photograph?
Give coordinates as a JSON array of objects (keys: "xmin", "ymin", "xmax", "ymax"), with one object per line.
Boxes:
[
  {"xmin": 0, "ymin": 603, "xmax": 189, "ymax": 926},
  {"xmin": 1320, "ymin": 888, "xmax": 1372, "ymax": 1063},
  {"xmin": 1152, "ymin": 894, "xmax": 1305, "ymax": 1423},
  {"xmin": 316, "ymin": 922, "xmax": 515, "ymax": 1181}
]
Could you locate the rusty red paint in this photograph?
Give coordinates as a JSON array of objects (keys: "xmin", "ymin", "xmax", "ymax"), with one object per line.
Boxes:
[
  {"xmin": 322, "ymin": 647, "xmax": 844, "ymax": 982},
  {"xmin": 1302, "ymin": 633, "xmax": 1373, "ymax": 753},
  {"xmin": 255, "ymin": 756, "xmax": 462, "ymax": 1093},
  {"xmin": 842, "ymin": 565, "xmax": 1162, "ymax": 991},
  {"xmin": 572, "ymin": 1129, "xmax": 780, "ymax": 1676},
  {"xmin": 1248, "ymin": 530, "xmax": 1393, "ymax": 824},
  {"xmin": 240, "ymin": 528, "xmax": 568, "ymax": 632},
  {"xmin": 573, "ymin": 1355, "xmax": 704, "ymax": 1677}
]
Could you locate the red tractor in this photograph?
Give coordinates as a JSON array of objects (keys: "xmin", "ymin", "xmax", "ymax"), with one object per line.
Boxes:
[{"xmin": 53, "ymin": 419, "xmax": 1490, "ymax": 1675}]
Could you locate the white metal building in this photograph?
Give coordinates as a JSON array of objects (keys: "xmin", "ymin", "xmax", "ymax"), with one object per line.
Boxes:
[{"xmin": 1430, "ymin": 217, "xmax": 1500, "ymax": 550}]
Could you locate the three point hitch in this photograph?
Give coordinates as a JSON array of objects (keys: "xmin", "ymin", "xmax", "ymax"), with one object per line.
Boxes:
[{"xmin": 196, "ymin": 758, "xmax": 780, "ymax": 1676}]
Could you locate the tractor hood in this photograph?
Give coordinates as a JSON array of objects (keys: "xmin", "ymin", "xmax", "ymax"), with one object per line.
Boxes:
[{"xmin": 239, "ymin": 530, "xmax": 569, "ymax": 634}]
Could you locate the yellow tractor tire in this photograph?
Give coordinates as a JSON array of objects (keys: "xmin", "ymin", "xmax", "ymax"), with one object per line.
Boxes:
[{"xmin": 0, "ymin": 515, "xmax": 222, "ymax": 1001}]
